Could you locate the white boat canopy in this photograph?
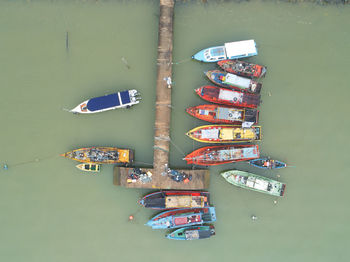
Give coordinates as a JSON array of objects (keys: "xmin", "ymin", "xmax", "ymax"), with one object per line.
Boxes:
[{"xmin": 225, "ymin": 40, "xmax": 257, "ymax": 58}]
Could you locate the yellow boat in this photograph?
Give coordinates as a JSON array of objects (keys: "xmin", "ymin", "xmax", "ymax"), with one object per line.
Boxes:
[
  {"xmin": 76, "ymin": 163, "xmax": 101, "ymax": 172},
  {"xmin": 186, "ymin": 125, "xmax": 261, "ymax": 143},
  {"xmin": 61, "ymin": 147, "xmax": 133, "ymax": 164}
]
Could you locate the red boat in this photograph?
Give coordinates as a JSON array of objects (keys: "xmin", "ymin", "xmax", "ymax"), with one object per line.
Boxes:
[
  {"xmin": 186, "ymin": 104, "xmax": 259, "ymax": 125},
  {"xmin": 139, "ymin": 190, "xmax": 210, "ymax": 210},
  {"xmin": 196, "ymin": 86, "xmax": 260, "ymax": 108},
  {"xmin": 217, "ymin": 59, "xmax": 267, "ymax": 78},
  {"xmin": 184, "ymin": 144, "xmax": 259, "ymax": 166}
]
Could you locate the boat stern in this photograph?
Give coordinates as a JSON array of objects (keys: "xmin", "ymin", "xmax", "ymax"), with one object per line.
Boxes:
[{"xmin": 280, "ymin": 184, "xmax": 286, "ymax": 196}]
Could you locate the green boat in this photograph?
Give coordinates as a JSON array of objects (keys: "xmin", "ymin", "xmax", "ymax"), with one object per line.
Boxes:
[
  {"xmin": 221, "ymin": 170, "xmax": 286, "ymax": 197},
  {"xmin": 166, "ymin": 225, "xmax": 215, "ymax": 240}
]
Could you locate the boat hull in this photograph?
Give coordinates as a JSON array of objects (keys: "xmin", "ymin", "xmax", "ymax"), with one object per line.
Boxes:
[
  {"xmin": 70, "ymin": 89, "xmax": 140, "ymax": 114},
  {"xmin": 249, "ymin": 158, "xmax": 287, "ymax": 169},
  {"xmin": 61, "ymin": 147, "xmax": 133, "ymax": 164},
  {"xmin": 166, "ymin": 225, "xmax": 215, "ymax": 240},
  {"xmin": 196, "ymin": 86, "xmax": 260, "ymax": 108},
  {"xmin": 221, "ymin": 170, "xmax": 286, "ymax": 197},
  {"xmin": 76, "ymin": 163, "xmax": 101, "ymax": 172},
  {"xmin": 217, "ymin": 59, "xmax": 267, "ymax": 78},
  {"xmin": 139, "ymin": 191, "xmax": 210, "ymax": 210},
  {"xmin": 205, "ymin": 70, "xmax": 262, "ymax": 94},
  {"xmin": 184, "ymin": 144, "xmax": 259, "ymax": 166},
  {"xmin": 186, "ymin": 104, "xmax": 259, "ymax": 125},
  {"xmin": 146, "ymin": 207, "xmax": 216, "ymax": 229},
  {"xmin": 192, "ymin": 40, "xmax": 258, "ymax": 62},
  {"xmin": 186, "ymin": 125, "xmax": 262, "ymax": 143}
]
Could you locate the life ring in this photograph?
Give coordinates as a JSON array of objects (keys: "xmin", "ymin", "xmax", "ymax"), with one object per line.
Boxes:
[{"xmin": 233, "ymin": 97, "xmax": 238, "ymax": 102}]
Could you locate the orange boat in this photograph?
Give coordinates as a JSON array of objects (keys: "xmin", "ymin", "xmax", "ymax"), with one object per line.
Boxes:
[
  {"xmin": 217, "ymin": 59, "xmax": 267, "ymax": 78},
  {"xmin": 196, "ymin": 86, "xmax": 260, "ymax": 108},
  {"xmin": 186, "ymin": 125, "xmax": 261, "ymax": 143},
  {"xmin": 186, "ymin": 104, "xmax": 259, "ymax": 125},
  {"xmin": 61, "ymin": 147, "xmax": 133, "ymax": 164},
  {"xmin": 184, "ymin": 144, "xmax": 259, "ymax": 166}
]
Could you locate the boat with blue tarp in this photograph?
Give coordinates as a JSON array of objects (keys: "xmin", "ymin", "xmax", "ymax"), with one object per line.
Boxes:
[
  {"xmin": 249, "ymin": 158, "xmax": 287, "ymax": 169},
  {"xmin": 192, "ymin": 40, "xmax": 257, "ymax": 63},
  {"xmin": 70, "ymin": 89, "xmax": 140, "ymax": 114}
]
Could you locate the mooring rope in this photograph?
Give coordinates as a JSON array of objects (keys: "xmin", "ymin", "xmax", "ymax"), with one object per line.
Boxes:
[
  {"xmin": 5, "ymin": 154, "xmax": 59, "ymax": 168},
  {"xmin": 171, "ymin": 58, "xmax": 191, "ymax": 65},
  {"xmin": 169, "ymin": 139, "xmax": 186, "ymax": 157}
]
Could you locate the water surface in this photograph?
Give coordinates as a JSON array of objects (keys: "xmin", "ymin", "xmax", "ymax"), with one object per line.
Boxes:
[{"xmin": 0, "ymin": 1, "xmax": 349, "ymax": 262}]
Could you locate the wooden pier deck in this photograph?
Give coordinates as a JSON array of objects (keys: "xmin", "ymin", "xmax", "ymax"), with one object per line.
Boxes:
[{"xmin": 114, "ymin": 0, "xmax": 209, "ymax": 190}]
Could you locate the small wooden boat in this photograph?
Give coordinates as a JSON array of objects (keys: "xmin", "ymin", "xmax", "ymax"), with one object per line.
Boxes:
[
  {"xmin": 184, "ymin": 144, "xmax": 259, "ymax": 166},
  {"xmin": 196, "ymin": 86, "xmax": 261, "ymax": 108},
  {"xmin": 145, "ymin": 207, "xmax": 216, "ymax": 229},
  {"xmin": 221, "ymin": 170, "xmax": 286, "ymax": 197},
  {"xmin": 186, "ymin": 125, "xmax": 261, "ymax": 143},
  {"xmin": 205, "ymin": 70, "xmax": 262, "ymax": 94},
  {"xmin": 76, "ymin": 163, "xmax": 101, "ymax": 172},
  {"xmin": 139, "ymin": 191, "xmax": 210, "ymax": 209},
  {"xmin": 166, "ymin": 225, "xmax": 215, "ymax": 240},
  {"xmin": 69, "ymin": 89, "xmax": 141, "ymax": 114},
  {"xmin": 61, "ymin": 147, "xmax": 133, "ymax": 164},
  {"xmin": 192, "ymin": 40, "xmax": 257, "ymax": 62},
  {"xmin": 186, "ymin": 104, "xmax": 259, "ymax": 125},
  {"xmin": 249, "ymin": 158, "xmax": 287, "ymax": 169},
  {"xmin": 217, "ymin": 59, "xmax": 267, "ymax": 78}
]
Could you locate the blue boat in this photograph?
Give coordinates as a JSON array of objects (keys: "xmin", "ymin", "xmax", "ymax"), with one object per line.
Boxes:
[
  {"xmin": 192, "ymin": 40, "xmax": 258, "ymax": 63},
  {"xmin": 166, "ymin": 225, "xmax": 215, "ymax": 240},
  {"xmin": 249, "ymin": 158, "xmax": 287, "ymax": 169},
  {"xmin": 145, "ymin": 207, "xmax": 216, "ymax": 229},
  {"xmin": 70, "ymin": 89, "xmax": 141, "ymax": 114}
]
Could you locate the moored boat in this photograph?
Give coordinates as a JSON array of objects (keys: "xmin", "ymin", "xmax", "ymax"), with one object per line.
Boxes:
[
  {"xmin": 217, "ymin": 59, "xmax": 267, "ymax": 78},
  {"xmin": 196, "ymin": 86, "xmax": 260, "ymax": 108},
  {"xmin": 249, "ymin": 158, "xmax": 287, "ymax": 169},
  {"xmin": 186, "ymin": 125, "xmax": 261, "ymax": 143},
  {"xmin": 76, "ymin": 163, "xmax": 101, "ymax": 172},
  {"xmin": 221, "ymin": 170, "xmax": 286, "ymax": 197},
  {"xmin": 139, "ymin": 190, "xmax": 210, "ymax": 210},
  {"xmin": 61, "ymin": 147, "xmax": 133, "ymax": 164},
  {"xmin": 145, "ymin": 207, "xmax": 216, "ymax": 229},
  {"xmin": 69, "ymin": 89, "xmax": 141, "ymax": 114},
  {"xmin": 205, "ymin": 70, "xmax": 262, "ymax": 94},
  {"xmin": 192, "ymin": 40, "xmax": 258, "ymax": 62},
  {"xmin": 184, "ymin": 144, "xmax": 259, "ymax": 166},
  {"xmin": 166, "ymin": 225, "xmax": 215, "ymax": 240},
  {"xmin": 186, "ymin": 104, "xmax": 259, "ymax": 126}
]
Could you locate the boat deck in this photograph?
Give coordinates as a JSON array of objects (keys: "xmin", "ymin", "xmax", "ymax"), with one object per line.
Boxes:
[{"xmin": 114, "ymin": 166, "xmax": 210, "ymax": 189}]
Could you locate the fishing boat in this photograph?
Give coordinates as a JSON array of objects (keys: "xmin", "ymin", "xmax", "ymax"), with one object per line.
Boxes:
[
  {"xmin": 205, "ymin": 70, "xmax": 262, "ymax": 94},
  {"xmin": 184, "ymin": 144, "xmax": 259, "ymax": 166},
  {"xmin": 192, "ymin": 40, "xmax": 257, "ymax": 62},
  {"xmin": 145, "ymin": 207, "xmax": 216, "ymax": 229},
  {"xmin": 76, "ymin": 163, "xmax": 101, "ymax": 172},
  {"xmin": 196, "ymin": 86, "xmax": 260, "ymax": 108},
  {"xmin": 69, "ymin": 89, "xmax": 141, "ymax": 114},
  {"xmin": 217, "ymin": 59, "xmax": 267, "ymax": 78},
  {"xmin": 249, "ymin": 158, "xmax": 287, "ymax": 169},
  {"xmin": 186, "ymin": 104, "xmax": 259, "ymax": 126},
  {"xmin": 61, "ymin": 147, "xmax": 133, "ymax": 164},
  {"xmin": 221, "ymin": 170, "xmax": 286, "ymax": 197},
  {"xmin": 139, "ymin": 191, "xmax": 210, "ymax": 210},
  {"xmin": 166, "ymin": 225, "xmax": 215, "ymax": 240},
  {"xmin": 186, "ymin": 125, "xmax": 261, "ymax": 143}
]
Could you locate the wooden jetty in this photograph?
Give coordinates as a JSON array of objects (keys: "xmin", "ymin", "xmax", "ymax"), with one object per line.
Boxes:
[{"xmin": 114, "ymin": 0, "xmax": 209, "ymax": 190}]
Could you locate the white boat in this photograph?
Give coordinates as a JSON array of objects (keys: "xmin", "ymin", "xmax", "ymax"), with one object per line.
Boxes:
[
  {"xmin": 192, "ymin": 40, "xmax": 258, "ymax": 63},
  {"xmin": 70, "ymin": 89, "xmax": 141, "ymax": 114}
]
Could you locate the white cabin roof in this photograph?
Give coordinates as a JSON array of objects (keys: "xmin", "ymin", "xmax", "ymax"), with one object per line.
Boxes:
[{"xmin": 224, "ymin": 40, "xmax": 257, "ymax": 58}]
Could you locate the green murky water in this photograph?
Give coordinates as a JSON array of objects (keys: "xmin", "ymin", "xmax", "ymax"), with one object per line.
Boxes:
[{"xmin": 0, "ymin": 1, "xmax": 349, "ymax": 261}]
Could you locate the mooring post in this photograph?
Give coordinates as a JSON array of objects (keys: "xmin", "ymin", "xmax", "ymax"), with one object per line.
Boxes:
[{"xmin": 153, "ymin": 0, "xmax": 174, "ymax": 176}]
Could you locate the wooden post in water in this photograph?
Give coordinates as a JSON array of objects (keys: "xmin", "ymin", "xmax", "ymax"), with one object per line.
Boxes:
[{"xmin": 153, "ymin": 0, "xmax": 174, "ymax": 176}]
